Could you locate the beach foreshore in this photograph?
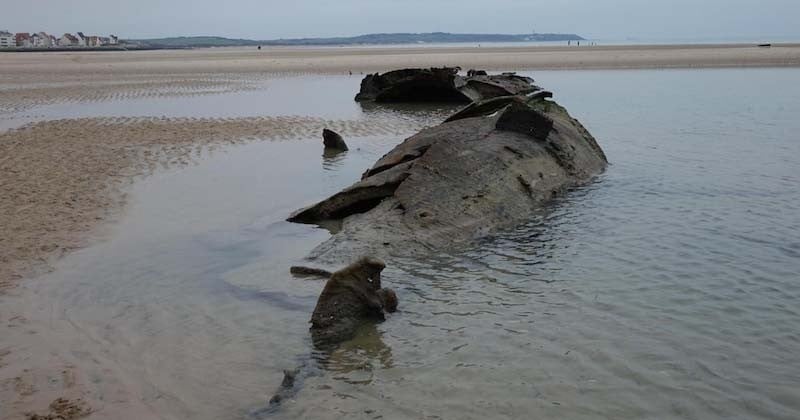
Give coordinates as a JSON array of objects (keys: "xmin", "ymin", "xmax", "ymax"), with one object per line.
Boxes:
[
  {"xmin": 1, "ymin": 43, "xmax": 799, "ymax": 419},
  {"xmin": 2, "ymin": 42, "xmax": 800, "ymax": 288},
  {"xmin": 3, "ymin": 43, "xmax": 800, "ymax": 83}
]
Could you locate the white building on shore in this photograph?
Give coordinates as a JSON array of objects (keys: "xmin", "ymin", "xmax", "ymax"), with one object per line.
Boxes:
[
  {"xmin": 58, "ymin": 33, "xmax": 79, "ymax": 46},
  {"xmin": 1, "ymin": 30, "xmax": 121, "ymax": 49},
  {"xmin": 0, "ymin": 31, "xmax": 14, "ymax": 48},
  {"xmin": 32, "ymin": 32, "xmax": 53, "ymax": 47}
]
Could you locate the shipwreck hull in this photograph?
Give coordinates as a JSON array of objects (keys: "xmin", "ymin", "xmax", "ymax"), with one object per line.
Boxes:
[
  {"xmin": 355, "ymin": 67, "xmax": 539, "ymax": 103},
  {"xmin": 290, "ymin": 90, "xmax": 608, "ymax": 266}
]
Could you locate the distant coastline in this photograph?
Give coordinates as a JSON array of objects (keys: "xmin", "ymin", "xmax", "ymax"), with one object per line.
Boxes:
[{"xmin": 129, "ymin": 32, "xmax": 586, "ymax": 48}]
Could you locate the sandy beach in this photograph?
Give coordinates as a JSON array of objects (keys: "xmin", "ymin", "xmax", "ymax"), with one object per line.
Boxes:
[
  {"xmin": 2, "ymin": 43, "xmax": 799, "ymax": 286},
  {"xmin": 0, "ymin": 44, "xmax": 800, "ymax": 285},
  {"xmin": 4, "ymin": 43, "xmax": 800, "ymax": 80},
  {"xmin": 3, "ymin": 43, "xmax": 799, "ymax": 115},
  {"xmin": 2, "ymin": 44, "xmax": 800, "ymax": 419},
  {"xmin": 1, "ymin": 42, "xmax": 799, "ymax": 283}
]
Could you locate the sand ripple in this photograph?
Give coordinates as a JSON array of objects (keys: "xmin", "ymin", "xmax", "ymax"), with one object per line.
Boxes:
[
  {"xmin": 0, "ymin": 115, "xmax": 431, "ymax": 286},
  {"xmin": 0, "ymin": 77, "xmax": 259, "ymax": 115}
]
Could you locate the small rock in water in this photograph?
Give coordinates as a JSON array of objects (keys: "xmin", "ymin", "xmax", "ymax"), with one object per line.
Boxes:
[{"xmin": 322, "ymin": 128, "xmax": 348, "ymax": 151}]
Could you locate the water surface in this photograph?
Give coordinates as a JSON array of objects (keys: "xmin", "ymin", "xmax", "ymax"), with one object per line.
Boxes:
[{"xmin": 9, "ymin": 69, "xmax": 800, "ymax": 419}]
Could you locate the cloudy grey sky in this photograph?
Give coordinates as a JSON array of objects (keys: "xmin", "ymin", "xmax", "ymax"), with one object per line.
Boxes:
[{"xmin": 1, "ymin": 0, "xmax": 797, "ymax": 41}]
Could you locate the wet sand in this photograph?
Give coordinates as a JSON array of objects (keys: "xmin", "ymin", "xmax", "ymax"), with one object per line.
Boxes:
[
  {"xmin": 2, "ymin": 43, "xmax": 800, "ymax": 286},
  {"xmin": 0, "ymin": 63, "xmax": 458, "ymax": 417},
  {"xmin": 3, "ymin": 44, "xmax": 799, "ymax": 110},
  {"xmin": 0, "ymin": 115, "xmax": 437, "ymax": 286},
  {"xmin": 4, "ymin": 43, "xmax": 800, "ymax": 79}
]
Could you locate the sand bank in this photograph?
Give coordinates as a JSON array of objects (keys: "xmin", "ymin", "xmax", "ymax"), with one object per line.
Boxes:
[
  {"xmin": 0, "ymin": 115, "xmax": 433, "ymax": 287},
  {"xmin": 0, "ymin": 110, "xmax": 438, "ymax": 418},
  {"xmin": 2, "ymin": 43, "xmax": 798, "ymax": 116},
  {"xmin": 2, "ymin": 42, "xmax": 799, "ymax": 286},
  {"xmin": 3, "ymin": 42, "xmax": 799, "ymax": 286},
  {"xmin": 3, "ymin": 43, "xmax": 799, "ymax": 84}
]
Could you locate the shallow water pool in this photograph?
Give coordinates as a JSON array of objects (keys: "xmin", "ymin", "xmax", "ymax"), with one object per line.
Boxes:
[{"xmin": 9, "ymin": 69, "xmax": 800, "ymax": 419}]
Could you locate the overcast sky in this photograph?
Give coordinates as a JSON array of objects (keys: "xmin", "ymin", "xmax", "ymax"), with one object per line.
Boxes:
[{"xmin": 1, "ymin": 0, "xmax": 797, "ymax": 41}]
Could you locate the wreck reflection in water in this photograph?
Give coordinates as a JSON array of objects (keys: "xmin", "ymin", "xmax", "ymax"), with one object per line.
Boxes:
[
  {"xmin": 321, "ymin": 148, "xmax": 348, "ymax": 171},
  {"xmin": 313, "ymin": 323, "xmax": 394, "ymax": 382}
]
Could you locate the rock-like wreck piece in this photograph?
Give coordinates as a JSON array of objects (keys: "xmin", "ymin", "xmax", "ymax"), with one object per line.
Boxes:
[
  {"xmin": 289, "ymin": 93, "xmax": 607, "ymax": 265},
  {"xmin": 354, "ymin": 67, "xmax": 539, "ymax": 103},
  {"xmin": 310, "ymin": 257, "xmax": 397, "ymax": 347},
  {"xmin": 322, "ymin": 128, "xmax": 348, "ymax": 151}
]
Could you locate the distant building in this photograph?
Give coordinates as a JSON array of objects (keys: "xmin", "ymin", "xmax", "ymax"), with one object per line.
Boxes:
[
  {"xmin": 1, "ymin": 30, "xmax": 123, "ymax": 49},
  {"xmin": 33, "ymin": 32, "xmax": 53, "ymax": 47},
  {"xmin": 59, "ymin": 33, "xmax": 79, "ymax": 46},
  {"xmin": 0, "ymin": 31, "xmax": 14, "ymax": 48},
  {"xmin": 15, "ymin": 33, "xmax": 31, "ymax": 47}
]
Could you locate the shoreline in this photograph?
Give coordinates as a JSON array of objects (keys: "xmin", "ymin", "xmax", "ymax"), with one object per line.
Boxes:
[
  {"xmin": 1, "ymin": 43, "xmax": 798, "ymax": 81},
  {"xmin": 2, "ymin": 41, "xmax": 798, "ymax": 52},
  {"xmin": 2, "ymin": 43, "xmax": 800, "ymax": 288}
]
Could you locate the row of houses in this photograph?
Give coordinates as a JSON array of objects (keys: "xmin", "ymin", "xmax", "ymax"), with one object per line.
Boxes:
[{"xmin": 0, "ymin": 30, "xmax": 119, "ymax": 48}]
